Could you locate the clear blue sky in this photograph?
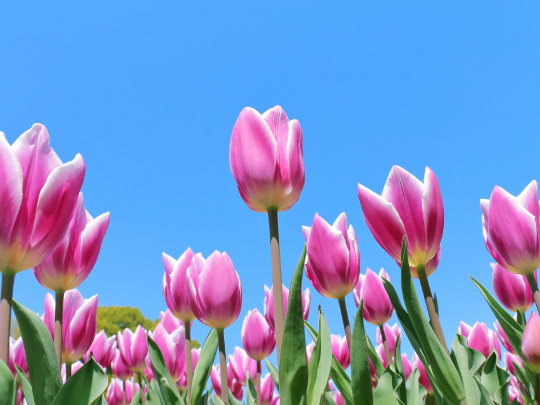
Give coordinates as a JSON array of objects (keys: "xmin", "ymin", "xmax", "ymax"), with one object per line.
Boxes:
[{"xmin": 1, "ymin": 2, "xmax": 539, "ymax": 371}]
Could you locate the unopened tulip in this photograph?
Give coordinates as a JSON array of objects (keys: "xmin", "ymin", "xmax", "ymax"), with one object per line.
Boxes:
[
  {"xmin": 376, "ymin": 323, "xmax": 401, "ymax": 357},
  {"xmin": 162, "ymin": 249, "xmax": 198, "ymax": 322},
  {"xmin": 111, "ymin": 349, "xmax": 133, "ymax": 380},
  {"xmin": 412, "ymin": 353, "xmax": 432, "ymax": 393},
  {"xmin": 149, "ymin": 322, "xmax": 186, "ymax": 382},
  {"xmin": 191, "ymin": 348, "xmax": 201, "ymax": 370},
  {"xmin": 467, "ymin": 322, "xmax": 501, "ymax": 359},
  {"xmin": 376, "ymin": 344, "xmax": 388, "ymax": 368},
  {"xmin": 10, "ymin": 337, "xmax": 27, "ymax": 375},
  {"xmin": 211, "ymin": 364, "xmax": 244, "ymax": 400},
  {"xmin": 509, "ymin": 384, "xmax": 523, "ymax": 404},
  {"xmin": 402, "ymin": 353, "xmax": 412, "ymax": 380},
  {"xmin": 333, "ymin": 391, "xmax": 343, "ymax": 405},
  {"xmin": 492, "ymin": 263, "xmax": 536, "ymax": 313},
  {"xmin": 257, "ymin": 374, "xmax": 275, "ymax": 405},
  {"xmin": 229, "ymin": 347, "xmax": 257, "ymax": 386},
  {"xmin": 106, "ymin": 377, "xmax": 140, "ymax": 405},
  {"xmin": 241, "ymin": 309, "xmax": 275, "ymax": 361},
  {"xmin": 521, "ymin": 312, "xmax": 540, "ymax": 372},
  {"xmin": 494, "ymin": 321, "xmax": 515, "ymax": 354},
  {"xmin": 187, "ymin": 251, "xmax": 242, "ymax": 330},
  {"xmin": 306, "ymin": 342, "xmax": 315, "ymax": 363},
  {"xmin": 457, "ymin": 321, "xmax": 472, "ymax": 338},
  {"xmin": 159, "ymin": 309, "xmax": 188, "ymax": 333},
  {"xmin": 117, "ymin": 326, "xmax": 148, "ymax": 373},
  {"xmin": 263, "ymin": 284, "xmax": 310, "ymax": 330},
  {"xmin": 270, "ymin": 394, "xmax": 280, "ymax": 405},
  {"xmin": 331, "ymin": 335, "xmax": 350, "ymax": 369},
  {"xmin": 357, "ymin": 269, "xmax": 393, "ymax": 326},
  {"xmin": 504, "ymin": 352, "xmax": 523, "ymax": 376},
  {"xmin": 144, "ymin": 354, "xmax": 156, "ymax": 382},
  {"xmin": 357, "ymin": 166, "xmax": 443, "ymax": 272},
  {"xmin": 61, "ymin": 361, "xmax": 84, "ymax": 382},
  {"xmin": 229, "ymin": 105, "xmax": 305, "ymax": 213},
  {"xmin": 85, "ymin": 330, "xmax": 117, "ymax": 369}
]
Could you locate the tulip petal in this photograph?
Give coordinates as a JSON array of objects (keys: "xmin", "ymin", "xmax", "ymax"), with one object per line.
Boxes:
[{"xmin": 422, "ymin": 167, "xmax": 444, "ymax": 262}]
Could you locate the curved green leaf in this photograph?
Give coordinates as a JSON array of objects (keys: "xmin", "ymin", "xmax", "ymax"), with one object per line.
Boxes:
[
  {"xmin": 228, "ymin": 389, "xmax": 243, "ymax": 405},
  {"xmin": 191, "ymin": 329, "xmax": 218, "ymax": 405},
  {"xmin": 366, "ymin": 334, "xmax": 384, "ymax": 379},
  {"xmin": 480, "ymin": 352, "xmax": 510, "ymax": 405},
  {"xmin": 450, "ymin": 334, "xmax": 484, "ymax": 405},
  {"xmin": 16, "ymin": 366, "xmax": 35, "ymax": 405},
  {"xmin": 351, "ymin": 300, "xmax": 373, "ymax": 405},
  {"xmin": 306, "ymin": 307, "xmax": 332, "ymax": 405},
  {"xmin": 0, "ymin": 360, "xmax": 16, "ymax": 405},
  {"xmin": 265, "ymin": 359, "xmax": 279, "ymax": 392},
  {"xmin": 129, "ymin": 390, "xmax": 141, "ymax": 405},
  {"xmin": 147, "ymin": 335, "xmax": 184, "ymax": 405},
  {"xmin": 52, "ymin": 358, "xmax": 108, "ymax": 405},
  {"xmin": 393, "ymin": 335, "xmax": 407, "ymax": 404},
  {"xmin": 246, "ymin": 374, "xmax": 256, "ymax": 405},
  {"xmin": 373, "ymin": 367, "xmax": 403, "ymax": 405},
  {"xmin": 406, "ymin": 369, "xmax": 426, "ymax": 405}
]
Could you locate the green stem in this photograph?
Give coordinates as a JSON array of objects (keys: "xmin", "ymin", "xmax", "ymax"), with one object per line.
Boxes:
[
  {"xmin": 0, "ymin": 271, "xmax": 15, "ymax": 366},
  {"xmin": 526, "ymin": 273, "xmax": 540, "ymax": 315},
  {"xmin": 54, "ymin": 291, "xmax": 64, "ymax": 367},
  {"xmin": 378, "ymin": 324, "xmax": 391, "ymax": 366},
  {"xmin": 337, "ymin": 298, "xmax": 352, "ymax": 351},
  {"xmin": 535, "ymin": 373, "xmax": 539, "ymax": 405},
  {"xmin": 185, "ymin": 321, "xmax": 193, "ymax": 404},
  {"xmin": 256, "ymin": 360, "xmax": 261, "ymax": 405},
  {"xmin": 267, "ymin": 207, "xmax": 284, "ymax": 367},
  {"xmin": 416, "ymin": 265, "xmax": 450, "ymax": 356},
  {"xmin": 217, "ymin": 329, "xmax": 229, "ymax": 403},
  {"xmin": 65, "ymin": 362, "xmax": 72, "ymax": 380},
  {"xmin": 138, "ymin": 372, "xmax": 146, "ymax": 404}
]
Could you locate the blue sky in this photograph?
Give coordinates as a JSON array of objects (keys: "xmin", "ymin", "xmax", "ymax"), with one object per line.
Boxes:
[{"xmin": 1, "ymin": 2, "xmax": 540, "ymax": 371}]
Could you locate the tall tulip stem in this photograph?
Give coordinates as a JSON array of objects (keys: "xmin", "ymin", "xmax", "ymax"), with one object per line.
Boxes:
[
  {"xmin": 65, "ymin": 362, "xmax": 72, "ymax": 380},
  {"xmin": 256, "ymin": 360, "xmax": 261, "ymax": 405},
  {"xmin": 337, "ymin": 298, "xmax": 352, "ymax": 351},
  {"xmin": 54, "ymin": 291, "xmax": 64, "ymax": 367},
  {"xmin": 535, "ymin": 373, "xmax": 539, "ymax": 405},
  {"xmin": 0, "ymin": 271, "xmax": 15, "ymax": 365},
  {"xmin": 137, "ymin": 372, "xmax": 147, "ymax": 405},
  {"xmin": 378, "ymin": 324, "xmax": 391, "ymax": 364},
  {"xmin": 185, "ymin": 321, "xmax": 193, "ymax": 404},
  {"xmin": 416, "ymin": 266, "xmax": 450, "ymax": 356},
  {"xmin": 217, "ymin": 329, "xmax": 229, "ymax": 403},
  {"xmin": 526, "ymin": 273, "xmax": 540, "ymax": 315},
  {"xmin": 267, "ymin": 208, "xmax": 284, "ymax": 366}
]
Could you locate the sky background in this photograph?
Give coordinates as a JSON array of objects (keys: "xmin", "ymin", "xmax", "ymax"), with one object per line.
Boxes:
[{"xmin": 1, "ymin": 1, "xmax": 540, "ymax": 376}]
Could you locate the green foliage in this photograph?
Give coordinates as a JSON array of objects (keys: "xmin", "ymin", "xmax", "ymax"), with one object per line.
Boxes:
[
  {"xmin": 351, "ymin": 300, "xmax": 374, "ymax": 405},
  {"xmin": 96, "ymin": 306, "xmax": 160, "ymax": 335},
  {"xmin": 0, "ymin": 359, "xmax": 17, "ymax": 405}
]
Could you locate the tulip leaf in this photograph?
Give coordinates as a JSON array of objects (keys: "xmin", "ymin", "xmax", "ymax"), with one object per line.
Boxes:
[
  {"xmin": 449, "ymin": 334, "xmax": 485, "ymax": 405},
  {"xmin": 351, "ymin": 300, "xmax": 373, "ymax": 405},
  {"xmin": 406, "ymin": 369, "xmax": 426, "ymax": 405},
  {"xmin": 399, "ymin": 238, "xmax": 466, "ymax": 403},
  {"xmin": 373, "ymin": 367, "xmax": 404, "ymax": 405},
  {"xmin": 143, "ymin": 377, "xmax": 163, "ymax": 405},
  {"xmin": 433, "ymin": 293, "xmax": 439, "ymax": 317},
  {"xmin": 149, "ymin": 378, "xmax": 166, "ymax": 405},
  {"xmin": 366, "ymin": 333, "xmax": 384, "ymax": 380},
  {"xmin": 191, "ymin": 329, "xmax": 218, "ymax": 405},
  {"xmin": 16, "ymin": 366, "xmax": 35, "ymax": 405},
  {"xmin": 516, "ymin": 309, "xmax": 526, "ymax": 329},
  {"xmin": 265, "ymin": 359, "xmax": 280, "ymax": 392},
  {"xmin": 279, "ymin": 245, "xmax": 308, "ymax": 405},
  {"xmin": 129, "ymin": 390, "xmax": 141, "ymax": 405},
  {"xmin": 12, "ymin": 299, "xmax": 63, "ymax": 405},
  {"xmin": 471, "ymin": 277, "xmax": 524, "ymax": 357},
  {"xmin": 195, "ymin": 391, "xmax": 211, "ymax": 405},
  {"xmin": 306, "ymin": 307, "xmax": 332, "ymax": 405},
  {"xmin": 89, "ymin": 395, "xmax": 108, "ymax": 405},
  {"xmin": 0, "ymin": 359, "xmax": 16, "ymax": 405},
  {"xmin": 213, "ymin": 396, "xmax": 226, "ymax": 405},
  {"xmin": 324, "ymin": 390, "xmax": 338, "ymax": 405},
  {"xmin": 392, "ymin": 335, "xmax": 407, "ymax": 404},
  {"xmin": 480, "ymin": 352, "xmax": 510, "ymax": 404},
  {"xmin": 52, "ymin": 357, "xmax": 108, "ymax": 405},
  {"xmin": 147, "ymin": 336, "xmax": 185, "ymax": 405},
  {"xmin": 227, "ymin": 389, "xmax": 243, "ymax": 405},
  {"xmin": 246, "ymin": 374, "xmax": 257, "ymax": 405}
]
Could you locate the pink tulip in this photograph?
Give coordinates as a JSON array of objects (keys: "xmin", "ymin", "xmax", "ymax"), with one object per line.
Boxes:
[
  {"xmin": 33, "ymin": 193, "xmax": 109, "ymax": 292},
  {"xmin": 158, "ymin": 309, "xmax": 188, "ymax": 334},
  {"xmin": 402, "ymin": 353, "xmax": 412, "ymax": 380},
  {"xmin": 7, "ymin": 338, "xmax": 15, "ymax": 375},
  {"xmin": 111, "ymin": 349, "xmax": 133, "ymax": 380},
  {"xmin": 263, "ymin": 284, "xmax": 310, "ymax": 330},
  {"xmin": 302, "ymin": 213, "xmax": 360, "ymax": 299},
  {"xmin": 211, "ymin": 364, "xmax": 244, "ymax": 400},
  {"xmin": 481, "ymin": 181, "xmax": 540, "ymax": 275},
  {"xmin": 117, "ymin": 326, "xmax": 148, "ymax": 373},
  {"xmin": 270, "ymin": 395, "xmax": 280, "ymax": 405},
  {"xmin": 306, "ymin": 342, "xmax": 315, "ymax": 364},
  {"xmin": 410, "ymin": 246, "xmax": 441, "ymax": 279},
  {"xmin": 331, "ymin": 335, "xmax": 350, "ymax": 369},
  {"xmin": 412, "ymin": 353, "xmax": 432, "ymax": 393},
  {"xmin": 357, "ymin": 166, "xmax": 444, "ymax": 272},
  {"xmin": 494, "ymin": 321, "xmax": 515, "ymax": 354},
  {"xmin": 106, "ymin": 377, "xmax": 140, "ymax": 405},
  {"xmin": 8, "ymin": 337, "xmax": 27, "ymax": 376},
  {"xmin": 357, "ymin": 268, "xmax": 393, "ymax": 326},
  {"xmin": 333, "ymin": 391, "xmax": 343, "ymax": 405},
  {"xmin": 241, "ymin": 309, "xmax": 275, "ymax": 361},
  {"xmin": 192, "ymin": 348, "xmax": 201, "ymax": 371},
  {"xmin": 61, "ymin": 360, "xmax": 84, "ymax": 382},
  {"xmin": 521, "ymin": 312, "xmax": 540, "ymax": 372},
  {"xmin": 162, "ymin": 248, "xmax": 198, "ymax": 322},
  {"xmin": 257, "ymin": 374, "xmax": 275, "ymax": 405},
  {"xmin": 376, "ymin": 323, "xmax": 401, "ymax": 357},
  {"xmin": 457, "ymin": 321, "xmax": 472, "ymax": 338},
  {"xmin": 504, "ymin": 352, "xmax": 523, "ymax": 376},
  {"xmin": 492, "ymin": 263, "xmax": 536, "ymax": 313},
  {"xmin": 376, "ymin": 344, "xmax": 388, "ymax": 368},
  {"xmin": 148, "ymin": 322, "xmax": 186, "ymax": 382},
  {"xmin": 144, "ymin": 353, "xmax": 156, "ymax": 382},
  {"xmin": 187, "ymin": 251, "xmax": 242, "ymax": 329},
  {"xmin": 229, "ymin": 347, "xmax": 257, "ymax": 386},
  {"xmin": 229, "ymin": 105, "xmax": 305, "ymax": 213},
  {"xmin": 84, "ymin": 330, "xmax": 117, "ymax": 369},
  {"xmin": 509, "ymin": 384, "xmax": 523, "ymax": 404},
  {"xmin": 467, "ymin": 322, "xmax": 501, "ymax": 359},
  {"xmin": 42, "ymin": 290, "xmax": 98, "ymax": 363}
]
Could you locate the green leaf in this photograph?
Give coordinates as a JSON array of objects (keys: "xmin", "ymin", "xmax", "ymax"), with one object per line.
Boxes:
[
  {"xmin": 16, "ymin": 366, "xmax": 35, "ymax": 405},
  {"xmin": 228, "ymin": 389, "xmax": 243, "ymax": 405},
  {"xmin": 373, "ymin": 367, "xmax": 404, "ymax": 405},
  {"xmin": 480, "ymin": 352, "xmax": 510, "ymax": 405},
  {"xmin": 366, "ymin": 334, "xmax": 384, "ymax": 380},
  {"xmin": 324, "ymin": 390, "xmax": 338, "ymax": 405},
  {"xmin": 144, "ymin": 376, "xmax": 163, "ymax": 405},
  {"xmin": 265, "ymin": 359, "xmax": 279, "ymax": 392},
  {"xmin": 399, "ymin": 238, "xmax": 466, "ymax": 403},
  {"xmin": 406, "ymin": 369, "xmax": 426, "ymax": 405},
  {"xmin": 279, "ymin": 245, "xmax": 308, "ymax": 405},
  {"xmin": 246, "ymin": 374, "xmax": 257, "ymax": 405},
  {"xmin": 471, "ymin": 277, "xmax": 524, "ymax": 357},
  {"xmin": 147, "ymin": 335, "xmax": 184, "ymax": 405},
  {"xmin": 515, "ymin": 309, "xmax": 525, "ymax": 329},
  {"xmin": 393, "ymin": 335, "xmax": 407, "ymax": 404},
  {"xmin": 191, "ymin": 329, "xmax": 218, "ymax": 405},
  {"xmin": 149, "ymin": 378, "xmax": 166, "ymax": 405},
  {"xmin": 450, "ymin": 334, "xmax": 485, "ymax": 405},
  {"xmin": 0, "ymin": 360, "xmax": 16, "ymax": 405},
  {"xmin": 213, "ymin": 395, "xmax": 225, "ymax": 405},
  {"xmin": 434, "ymin": 293, "xmax": 439, "ymax": 317},
  {"xmin": 306, "ymin": 307, "xmax": 332, "ymax": 405},
  {"xmin": 351, "ymin": 300, "xmax": 373, "ymax": 405},
  {"xmin": 90, "ymin": 395, "xmax": 108, "ymax": 405},
  {"xmin": 129, "ymin": 390, "xmax": 141, "ymax": 405},
  {"xmin": 52, "ymin": 358, "xmax": 108, "ymax": 405},
  {"xmin": 195, "ymin": 391, "xmax": 211, "ymax": 405},
  {"xmin": 12, "ymin": 299, "xmax": 63, "ymax": 405}
]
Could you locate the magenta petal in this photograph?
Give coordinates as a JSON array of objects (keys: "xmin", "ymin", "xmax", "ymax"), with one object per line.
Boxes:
[
  {"xmin": 522, "ymin": 313, "xmax": 540, "ymax": 372},
  {"xmin": 168, "ymin": 250, "xmax": 197, "ymax": 321},
  {"xmin": 360, "ymin": 269, "xmax": 393, "ymax": 326},
  {"xmin": 422, "ymin": 167, "xmax": 444, "ymax": 262},
  {"xmin": 66, "ymin": 294, "xmax": 98, "ymax": 362},
  {"xmin": 42, "ymin": 292, "xmax": 55, "ymax": 337}
]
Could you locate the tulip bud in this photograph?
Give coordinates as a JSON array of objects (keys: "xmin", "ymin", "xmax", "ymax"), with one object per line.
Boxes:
[
  {"xmin": 230, "ymin": 106, "xmax": 305, "ymax": 213},
  {"xmin": 402, "ymin": 353, "xmax": 412, "ymax": 381},
  {"xmin": 241, "ymin": 309, "xmax": 275, "ymax": 361},
  {"xmin": 494, "ymin": 321, "xmax": 515, "ymax": 354},
  {"xmin": 187, "ymin": 251, "xmax": 242, "ymax": 329},
  {"xmin": 358, "ymin": 269, "xmax": 393, "ymax": 326},
  {"xmin": 145, "ymin": 353, "xmax": 156, "ymax": 382},
  {"xmin": 467, "ymin": 322, "xmax": 501, "ymax": 359},
  {"xmin": 481, "ymin": 181, "xmax": 540, "ymax": 275},
  {"xmin": 412, "ymin": 353, "xmax": 432, "ymax": 393},
  {"xmin": 457, "ymin": 321, "xmax": 472, "ymax": 338},
  {"xmin": 522, "ymin": 312, "xmax": 540, "ymax": 372},
  {"xmin": 333, "ymin": 391, "xmax": 343, "ymax": 405},
  {"xmin": 211, "ymin": 364, "xmax": 244, "ymax": 400},
  {"xmin": 229, "ymin": 347, "xmax": 257, "ymax": 386},
  {"xmin": 302, "ymin": 213, "xmax": 360, "ymax": 299},
  {"xmin": 192, "ymin": 348, "xmax": 201, "ymax": 371},
  {"xmin": 492, "ymin": 263, "xmax": 536, "ymax": 313},
  {"xmin": 263, "ymin": 284, "xmax": 310, "ymax": 330},
  {"xmin": 117, "ymin": 326, "xmax": 148, "ymax": 373},
  {"xmin": 149, "ymin": 322, "xmax": 186, "ymax": 382},
  {"xmin": 85, "ymin": 330, "xmax": 117, "ymax": 369},
  {"xmin": 306, "ymin": 342, "xmax": 315, "ymax": 364},
  {"xmin": 159, "ymin": 309, "xmax": 189, "ymax": 334},
  {"xmin": 376, "ymin": 344, "xmax": 388, "ymax": 368},
  {"xmin": 61, "ymin": 361, "xmax": 84, "ymax": 382},
  {"xmin": 257, "ymin": 374, "xmax": 276, "ymax": 405},
  {"xmin": 106, "ymin": 377, "xmax": 140, "ymax": 405},
  {"xmin": 357, "ymin": 166, "xmax": 444, "ymax": 272},
  {"xmin": 9, "ymin": 337, "xmax": 27, "ymax": 376},
  {"xmin": 504, "ymin": 352, "xmax": 523, "ymax": 376},
  {"xmin": 376, "ymin": 323, "xmax": 402, "ymax": 357},
  {"xmin": 331, "ymin": 335, "xmax": 350, "ymax": 370},
  {"xmin": 111, "ymin": 349, "xmax": 133, "ymax": 380}
]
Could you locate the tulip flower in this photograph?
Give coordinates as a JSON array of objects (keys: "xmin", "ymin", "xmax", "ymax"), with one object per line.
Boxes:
[
  {"xmin": 117, "ymin": 326, "xmax": 148, "ymax": 373},
  {"xmin": 211, "ymin": 364, "xmax": 244, "ymax": 400},
  {"xmin": 229, "ymin": 347, "xmax": 257, "ymax": 386},
  {"xmin": 61, "ymin": 360, "xmax": 84, "ymax": 382},
  {"xmin": 467, "ymin": 322, "xmax": 501, "ymax": 359},
  {"xmin": 331, "ymin": 335, "xmax": 350, "ymax": 370},
  {"xmin": 187, "ymin": 251, "xmax": 242, "ymax": 402},
  {"xmin": 509, "ymin": 384, "xmax": 523, "ymax": 404},
  {"xmin": 8, "ymin": 337, "xmax": 27, "ymax": 376},
  {"xmin": 144, "ymin": 353, "xmax": 156, "ymax": 382},
  {"xmin": 191, "ymin": 348, "xmax": 201, "ymax": 370},
  {"xmin": 0, "ymin": 124, "xmax": 86, "ymax": 365},
  {"xmin": 492, "ymin": 263, "xmax": 536, "ymax": 313},
  {"xmin": 376, "ymin": 344, "xmax": 388, "ymax": 368},
  {"xmin": 333, "ymin": 391, "xmax": 343, "ymax": 405},
  {"xmin": 241, "ymin": 309, "xmax": 275, "ymax": 362},
  {"xmin": 522, "ymin": 312, "xmax": 540, "ymax": 372},
  {"xmin": 270, "ymin": 395, "xmax": 280, "ymax": 405},
  {"xmin": 84, "ymin": 330, "xmax": 117, "ymax": 369},
  {"xmin": 412, "ymin": 353, "xmax": 432, "ymax": 393},
  {"xmin": 257, "ymin": 374, "xmax": 275, "ymax": 405},
  {"xmin": 457, "ymin": 321, "xmax": 472, "ymax": 338},
  {"xmin": 306, "ymin": 342, "xmax": 315, "ymax": 364},
  {"xmin": 494, "ymin": 321, "xmax": 515, "ymax": 354},
  {"xmin": 402, "ymin": 353, "xmax": 412, "ymax": 380},
  {"xmin": 111, "ymin": 349, "xmax": 133, "ymax": 380},
  {"xmin": 504, "ymin": 352, "xmax": 523, "ymax": 376},
  {"xmin": 376, "ymin": 323, "xmax": 401, "ymax": 357},
  {"xmin": 106, "ymin": 378, "xmax": 140, "ymax": 405},
  {"xmin": 263, "ymin": 284, "xmax": 310, "ymax": 330},
  {"xmin": 149, "ymin": 322, "xmax": 186, "ymax": 382}
]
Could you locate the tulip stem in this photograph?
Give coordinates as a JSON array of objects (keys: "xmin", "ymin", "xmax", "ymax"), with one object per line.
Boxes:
[
  {"xmin": 267, "ymin": 207, "xmax": 284, "ymax": 367},
  {"xmin": 138, "ymin": 372, "xmax": 147, "ymax": 404},
  {"xmin": 378, "ymin": 324, "xmax": 391, "ymax": 365},
  {"xmin": 185, "ymin": 321, "xmax": 193, "ymax": 405},
  {"xmin": 65, "ymin": 362, "xmax": 72, "ymax": 380},
  {"xmin": 534, "ymin": 373, "xmax": 540, "ymax": 405},
  {"xmin": 0, "ymin": 271, "xmax": 15, "ymax": 366},
  {"xmin": 54, "ymin": 291, "xmax": 64, "ymax": 367},
  {"xmin": 217, "ymin": 329, "xmax": 229, "ymax": 403},
  {"xmin": 337, "ymin": 298, "xmax": 352, "ymax": 351},
  {"xmin": 256, "ymin": 360, "xmax": 261, "ymax": 405},
  {"xmin": 526, "ymin": 273, "xmax": 540, "ymax": 315},
  {"xmin": 416, "ymin": 266, "xmax": 450, "ymax": 356}
]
